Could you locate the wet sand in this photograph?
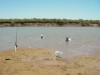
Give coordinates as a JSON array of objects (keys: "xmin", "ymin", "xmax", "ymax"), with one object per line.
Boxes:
[{"xmin": 0, "ymin": 48, "xmax": 100, "ymax": 75}]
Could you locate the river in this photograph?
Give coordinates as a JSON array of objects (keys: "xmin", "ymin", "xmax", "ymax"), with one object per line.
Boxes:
[{"xmin": 0, "ymin": 27, "xmax": 100, "ymax": 57}]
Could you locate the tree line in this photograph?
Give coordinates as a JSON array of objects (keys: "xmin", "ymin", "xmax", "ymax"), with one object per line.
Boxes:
[{"xmin": 0, "ymin": 18, "xmax": 100, "ymax": 27}]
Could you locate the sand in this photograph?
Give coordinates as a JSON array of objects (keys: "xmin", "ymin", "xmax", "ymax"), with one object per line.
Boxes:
[{"xmin": 0, "ymin": 48, "xmax": 100, "ymax": 75}]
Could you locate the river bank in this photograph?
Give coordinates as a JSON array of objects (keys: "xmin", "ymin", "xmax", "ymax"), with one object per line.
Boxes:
[
  {"xmin": 0, "ymin": 48, "xmax": 100, "ymax": 75},
  {"xmin": 0, "ymin": 22, "xmax": 99, "ymax": 27},
  {"xmin": 0, "ymin": 19, "xmax": 100, "ymax": 27}
]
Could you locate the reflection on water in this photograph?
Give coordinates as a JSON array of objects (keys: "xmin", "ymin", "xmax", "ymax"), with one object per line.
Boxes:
[{"xmin": 0, "ymin": 27, "xmax": 100, "ymax": 57}]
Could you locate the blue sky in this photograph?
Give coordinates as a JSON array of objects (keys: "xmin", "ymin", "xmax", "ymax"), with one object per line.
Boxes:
[{"xmin": 0, "ymin": 0, "xmax": 100, "ymax": 20}]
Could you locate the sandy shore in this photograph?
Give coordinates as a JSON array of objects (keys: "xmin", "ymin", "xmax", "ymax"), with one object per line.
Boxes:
[{"xmin": 0, "ymin": 48, "xmax": 100, "ymax": 75}]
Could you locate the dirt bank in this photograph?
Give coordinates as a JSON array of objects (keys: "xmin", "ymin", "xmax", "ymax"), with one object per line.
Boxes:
[{"xmin": 0, "ymin": 48, "xmax": 100, "ymax": 75}]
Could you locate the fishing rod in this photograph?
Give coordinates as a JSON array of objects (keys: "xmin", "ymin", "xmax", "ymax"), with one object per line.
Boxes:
[{"xmin": 15, "ymin": 26, "xmax": 18, "ymax": 52}]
